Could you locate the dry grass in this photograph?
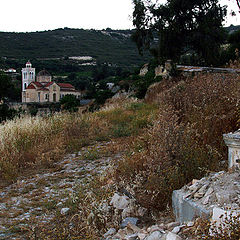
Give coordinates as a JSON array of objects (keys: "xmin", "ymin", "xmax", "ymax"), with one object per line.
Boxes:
[
  {"xmin": 1, "ymin": 73, "xmax": 240, "ymax": 238},
  {"xmin": 113, "ymin": 72, "xmax": 240, "ymax": 211},
  {"xmin": 0, "ymin": 98, "xmax": 158, "ymax": 182}
]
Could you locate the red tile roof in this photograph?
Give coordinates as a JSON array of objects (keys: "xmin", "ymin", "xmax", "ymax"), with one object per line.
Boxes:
[
  {"xmin": 32, "ymin": 82, "xmax": 43, "ymax": 87},
  {"xmin": 39, "ymin": 88, "xmax": 49, "ymax": 91},
  {"xmin": 57, "ymin": 83, "xmax": 74, "ymax": 89},
  {"xmin": 26, "ymin": 84, "xmax": 36, "ymax": 89},
  {"xmin": 44, "ymin": 82, "xmax": 54, "ymax": 87}
]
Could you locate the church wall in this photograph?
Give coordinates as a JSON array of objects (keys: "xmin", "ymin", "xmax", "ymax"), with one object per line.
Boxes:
[
  {"xmin": 48, "ymin": 83, "xmax": 60, "ymax": 102},
  {"xmin": 39, "ymin": 91, "xmax": 50, "ymax": 103},
  {"xmin": 25, "ymin": 89, "xmax": 38, "ymax": 103}
]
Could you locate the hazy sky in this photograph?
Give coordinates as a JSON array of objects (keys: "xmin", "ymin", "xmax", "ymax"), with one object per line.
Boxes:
[{"xmin": 0, "ymin": 0, "xmax": 239, "ymax": 32}]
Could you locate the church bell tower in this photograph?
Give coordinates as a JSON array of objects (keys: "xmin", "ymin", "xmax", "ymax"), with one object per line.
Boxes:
[{"xmin": 22, "ymin": 61, "xmax": 35, "ymax": 102}]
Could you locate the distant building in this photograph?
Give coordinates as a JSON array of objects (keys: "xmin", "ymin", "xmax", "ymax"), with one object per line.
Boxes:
[
  {"xmin": 5, "ymin": 68, "xmax": 17, "ymax": 73},
  {"xmin": 22, "ymin": 61, "xmax": 81, "ymax": 103}
]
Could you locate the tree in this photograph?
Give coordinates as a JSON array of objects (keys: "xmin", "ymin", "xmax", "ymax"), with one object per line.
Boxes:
[
  {"xmin": 0, "ymin": 72, "xmax": 12, "ymax": 101},
  {"xmin": 228, "ymin": 29, "xmax": 240, "ymax": 60},
  {"xmin": 0, "ymin": 104, "xmax": 17, "ymax": 123},
  {"xmin": 0, "ymin": 72, "xmax": 21, "ymax": 102},
  {"xmin": 132, "ymin": 0, "xmax": 227, "ymax": 65},
  {"xmin": 60, "ymin": 95, "xmax": 80, "ymax": 112}
]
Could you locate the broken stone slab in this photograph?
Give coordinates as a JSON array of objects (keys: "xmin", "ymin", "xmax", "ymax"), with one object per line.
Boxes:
[
  {"xmin": 147, "ymin": 225, "xmax": 165, "ymax": 234},
  {"xmin": 193, "ymin": 183, "xmax": 209, "ymax": 199},
  {"xmin": 104, "ymin": 228, "xmax": 116, "ymax": 238},
  {"xmin": 145, "ymin": 231, "xmax": 163, "ymax": 240},
  {"xmin": 166, "ymin": 222, "xmax": 180, "ymax": 230},
  {"xmin": 166, "ymin": 232, "xmax": 182, "ymax": 240},
  {"xmin": 127, "ymin": 222, "xmax": 141, "ymax": 233},
  {"xmin": 120, "ymin": 217, "xmax": 140, "ymax": 229},
  {"xmin": 125, "ymin": 233, "xmax": 138, "ymax": 240},
  {"xmin": 110, "ymin": 193, "xmax": 130, "ymax": 210},
  {"xmin": 172, "ymin": 190, "xmax": 211, "ymax": 224},
  {"xmin": 171, "ymin": 225, "xmax": 185, "ymax": 234}
]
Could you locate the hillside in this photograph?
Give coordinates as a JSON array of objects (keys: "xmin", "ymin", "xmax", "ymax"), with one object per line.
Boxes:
[
  {"xmin": 1, "ymin": 67, "xmax": 240, "ymax": 238},
  {"xmin": 0, "ymin": 28, "xmax": 149, "ymax": 69}
]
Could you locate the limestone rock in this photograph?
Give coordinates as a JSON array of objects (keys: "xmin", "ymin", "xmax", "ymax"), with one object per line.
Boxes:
[
  {"xmin": 166, "ymin": 222, "xmax": 180, "ymax": 230},
  {"xmin": 216, "ymin": 192, "xmax": 230, "ymax": 205},
  {"xmin": 127, "ymin": 222, "xmax": 141, "ymax": 233},
  {"xmin": 138, "ymin": 232, "xmax": 148, "ymax": 240},
  {"xmin": 147, "ymin": 225, "xmax": 164, "ymax": 234},
  {"xmin": 172, "ymin": 226, "xmax": 181, "ymax": 234},
  {"xmin": 110, "ymin": 193, "xmax": 130, "ymax": 210},
  {"xmin": 137, "ymin": 207, "xmax": 147, "ymax": 217},
  {"xmin": 126, "ymin": 233, "xmax": 138, "ymax": 240},
  {"xmin": 60, "ymin": 207, "xmax": 70, "ymax": 215},
  {"xmin": 204, "ymin": 187, "xmax": 214, "ymax": 197},
  {"xmin": 120, "ymin": 217, "xmax": 140, "ymax": 229},
  {"xmin": 145, "ymin": 231, "xmax": 163, "ymax": 240},
  {"xmin": 122, "ymin": 207, "xmax": 132, "ymax": 218},
  {"xmin": 188, "ymin": 181, "xmax": 200, "ymax": 192},
  {"xmin": 186, "ymin": 221, "xmax": 194, "ymax": 227},
  {"xmin": 104, "ymin": 228, "xmax": 116, "ymax": 238},
  {"xmin": 166, "ymin": 232, "xmax": 182, "ymax": 240},
  {"xmin": 194, "ymin": 184, "xmax": 209, "ymax": 199},
  {"xmin": 202, "ymin": 195, "xmax": 210, "ymax": 205}
]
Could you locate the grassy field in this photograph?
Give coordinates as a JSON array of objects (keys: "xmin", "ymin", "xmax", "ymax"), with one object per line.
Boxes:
[{"xmin": 0, "ymin": 98, "xmax": 158, "ymax": 183}]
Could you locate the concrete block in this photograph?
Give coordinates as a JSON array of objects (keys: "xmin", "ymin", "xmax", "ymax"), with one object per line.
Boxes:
[{"xmin": 172, "ymin": 190, "xmax": 211, "ymax": 224}]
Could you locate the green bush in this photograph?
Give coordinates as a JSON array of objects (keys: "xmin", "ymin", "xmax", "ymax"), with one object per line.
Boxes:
[
  {"xmin": 0, "ymin": 104, "xmax": 17, "ymax": 122},
  {"xmin": 60, "ymin": 94, "xmax": 80, "ymax": 112},
  {"xmin": 133, "ymin": 71, "xmax": 162, "ymax": 99}
]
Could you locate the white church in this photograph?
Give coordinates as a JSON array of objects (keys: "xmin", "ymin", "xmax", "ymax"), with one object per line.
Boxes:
[{"xmin": 22, "ymin": 61, "xmax": 81, "ymax": 103}]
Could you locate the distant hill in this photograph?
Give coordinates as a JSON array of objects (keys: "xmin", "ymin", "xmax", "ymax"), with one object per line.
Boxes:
[
  {"xmin": 0, "ymin": 28, "xmax": 149, "ymax": 69},
  {"xmin": 225, "ymin": 24, "xmax": 240, "ymax": 34}
]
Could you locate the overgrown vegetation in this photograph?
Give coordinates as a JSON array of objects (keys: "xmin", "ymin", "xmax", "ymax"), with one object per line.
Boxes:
[
  {"xmin": 132, "ymin": 0, "xmax": 227, "ymax": 65},
  {"xmin": 0, "ymin": 99, "xmax": 158, "ymax": 182},
  {"xmin": 114, "ymin": 72, "xmax": 240, "ymax": 211},
  {"xmin": 60, "ymin": 94, "xmax": 80, "ymax": 112},
  {"xmin": 0, "ymin": 70, "xmax": 239, "ymax": 238}
]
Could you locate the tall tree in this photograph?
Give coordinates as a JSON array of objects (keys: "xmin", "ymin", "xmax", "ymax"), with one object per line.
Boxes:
[
  {"xmin": 0, "ymin": 72, "xmax": 12, "ymax": 101},
  {"xmin": 132, "ymin": 0, "xmax": 227, "ymax": 65}
]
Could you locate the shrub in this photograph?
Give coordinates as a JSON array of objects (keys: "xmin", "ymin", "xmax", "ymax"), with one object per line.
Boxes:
[
  {"xmin": 114, "ymin": 72, "xmax": 240, "ymax": 211},
  {"xmin": 60, "ymin": 94, "xmax": 80, "ymax": 112},
  {"xmin": 0, "ymin": 104, "xmax": 18, "ymax": 123},
  {"xmin": 133, "ymin": 71, "xmax": 162, "ymax": 99}
]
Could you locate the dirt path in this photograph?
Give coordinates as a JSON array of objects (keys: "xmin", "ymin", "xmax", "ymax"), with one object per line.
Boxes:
[{"xmin": 0, "ymin": 142, "xmax": 120, "ymax": 239}]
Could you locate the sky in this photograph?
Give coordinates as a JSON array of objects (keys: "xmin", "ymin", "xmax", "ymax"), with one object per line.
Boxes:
[{"xmin": 0, "ymin": 0, "xmax": 239, "ymax": 32}]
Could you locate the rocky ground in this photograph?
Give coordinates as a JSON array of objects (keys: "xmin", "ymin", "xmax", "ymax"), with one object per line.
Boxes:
[
  {"xmin": 0, "ymin": 140, "xmax": 197, "ymax": 240},
  {"xmin": 0, "ymin": 142, "xmax": 120, "ymax": 239},
  {"xmin": 180, "ymin": 171, "xmax": 240, "ymax": 210},
  {"xmin": 1, "ymin": 140, "xmax": 238, "ymax": 240}
]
